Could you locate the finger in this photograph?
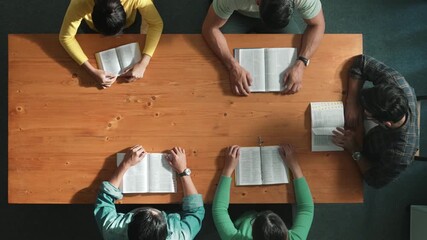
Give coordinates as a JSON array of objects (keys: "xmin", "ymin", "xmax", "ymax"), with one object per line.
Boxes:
[
  {"xmin": 336, "ymin": 127, "xmax": 345, "ymax": 134},
  {"xmin": 332, "ymin": 130, "xmax": 343, "ymax": 137},
  {"xmin": 238, "ymin": 84, "xmax": 249, "ymax": 96},
  {"xmin": 284, "ymin": 83, "xmax": 295, "ymax": 94},
  {"xmin": 247, "ymin": 72, "xmax": 253, "ymax": 86},
  {"xmin": 291, "ymin": 83, "xmax": 299, "ymax": 93},
  {"xmin": 231, "ymin": 145, "xmax": 239, "ymax": 157},
  {"xmin": 233, "ymin": 85, "xmax": 240, "ymax": 95}
]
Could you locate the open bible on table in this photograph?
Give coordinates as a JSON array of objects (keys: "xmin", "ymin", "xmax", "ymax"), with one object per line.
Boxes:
[
  {"xmin": 234, "ymin": 47, "xmax": 297, "ymax": 92},
  {"xmin": 116, "ymin": 152, "xmax": 177, "ymax": 193},
  {"xmin": 236, "ymin": 145, "xmax": 289, "ymax": 186}
]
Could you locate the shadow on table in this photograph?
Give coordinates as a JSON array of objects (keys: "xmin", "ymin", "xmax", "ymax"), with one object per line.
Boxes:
[{"xmin": 21, "ymin": 35, "xmax": 103, "ymax": 90}]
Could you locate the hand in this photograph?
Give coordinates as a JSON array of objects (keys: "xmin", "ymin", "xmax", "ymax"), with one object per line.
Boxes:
[
  {"xmin": 279, "ymin": 144, "xmax": 299, "ymax": 169},
  {"xmin": 167, "ymin": 147, "xmax": 187, "ymax": 174},
  {"xmin": 93, "ymin": 69, "xmax": 117, "ymax": 89},
  {"xmin": 222, "ymin": 145, "xmax": 240, "ymax": 177},
  {"xmin": 122, "ymin": 145, "xmax": 146, "ymax": 168},
  {"xmin": 229, "ymin": 63, "xmax": 253, "ymax": 96},
  {"xmin": 344, "ymin": 98, "xmax": 362, "ymax": 129},
  {"xmin": 332, "ymin": 127, "xmax": 361, "ymax": 153},
  {"xmin": 121, "ymin": 55, "xmax": 150, "ymax": 82},
  {"xmin": 282, "ymin": 62, "xmax": 304, "ymax": 94}
]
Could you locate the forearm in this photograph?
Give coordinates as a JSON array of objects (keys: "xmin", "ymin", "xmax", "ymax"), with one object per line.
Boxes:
[
  {"xmin": 108, "ymin": 163, "xmax": 130, "ymax": 189},
  {"xmin": 356, "ymin": 156, "xmax": 372, "ymax": 174},
  {"xmin": 290, "ymin": 165, "xmax": 304, "ymax": 179},
  {"xmin": 346, "ymin": 76, "xmax": 363, "ymax": 103},
  {"xmin": 202, "ymin": 27, "xmax": 237, "ymax": 71},
  {"xmin": 298, "ymin": 22, "xmax": 324, "ymax": 59},
  {"xmin": 180, "ymin": 176, "xmax": 198, "ymax": 196}
]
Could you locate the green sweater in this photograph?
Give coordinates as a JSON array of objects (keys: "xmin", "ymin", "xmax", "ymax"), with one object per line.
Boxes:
[{"xmin": 212, "ymin": 176, "xmax": 314, "ymax": 240}]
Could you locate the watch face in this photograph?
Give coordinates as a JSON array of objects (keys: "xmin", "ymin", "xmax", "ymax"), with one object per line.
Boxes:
[{"xmin": 184, "ymin": 168, "xmax": 191, "ymax": 175}]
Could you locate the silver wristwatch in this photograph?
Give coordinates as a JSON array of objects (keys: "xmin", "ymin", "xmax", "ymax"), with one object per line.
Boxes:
[
  {"xmin": 352, "ymin": 152, "xmax": 362, "ymax": 161},
  {"xmin": 178, "ymin": 168, "xmax": 191, "ymax": 177}
]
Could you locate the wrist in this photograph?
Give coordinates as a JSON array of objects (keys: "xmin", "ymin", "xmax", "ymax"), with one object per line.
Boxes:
[
  {"xmin": 222, "ymin": 169, "xmax": 233, "ymax": 177},
  {"xmin": 225, "ymin": 59, "xmax": 239, "ymax": 71},
  {"xmin": 294, "ymin": 60, "xmax": 306, "ymax": 69}
]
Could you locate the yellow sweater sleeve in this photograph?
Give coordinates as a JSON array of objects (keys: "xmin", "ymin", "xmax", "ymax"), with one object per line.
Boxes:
[
  {"xmin": 59, "ymin": 0, "xmax": 93, "ymax": 66},
  {"xmin": 137, "ymin": 0, "xmax": 163, "ymax": 57}
]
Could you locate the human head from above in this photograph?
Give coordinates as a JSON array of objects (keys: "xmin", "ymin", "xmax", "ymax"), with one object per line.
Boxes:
[
  {"xmin": 127, "ymin": 207, "xmax": 168, "ymax": 240},
  {"xmin": 258, "ymin": 0, "xmax": 294, "ymax": 29},
  {"xmin": 252, "ymin": 210, "xmax": 288, "ymax": 240},
  {"xmin": 92, "ymin": 0, "xmax": 126, "ymax": 36},
  {"xmin": 360, "ymin": 83, "xmax": 409, "ymax": 127}
]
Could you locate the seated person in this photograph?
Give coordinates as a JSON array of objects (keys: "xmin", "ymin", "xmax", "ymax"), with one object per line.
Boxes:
[
  {"xmin": 94, "ymin": 145, "xmax": 205, "ymax": 240},
  {"xmin": 212, "ymin": 144, "xmax": 314, "ymax": 240},
  {"xmin": 59, "ymin": 0, "xmax": 163, "ymax": 88},
  {"xmin": 202, "ymin": 0, "xmax": 325, "ymax": 96},
  {"xmin": 332, "ymin": 54, "xmax": 419, "ymax": 188}
]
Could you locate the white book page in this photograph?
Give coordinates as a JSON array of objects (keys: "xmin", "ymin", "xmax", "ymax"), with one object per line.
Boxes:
[
  {"xmin": 237, "ymin": 49, "xmax": 266, "ymax": 92},
  {"xmin": 260, "ymin": 146, "xmax": 289, "ymax": 184},
  {"xmin": 310, "ymin": 102, "xmax": 344, "ymax": 152},
  {"xmin": 96, "ymin": 49, "xmax": 121, "ymax": 75},
  {"xmin": 311, "ymin": 102, "xmax": 345, "ymax": 128},
  {"xmin": 264, "ymin": 48, "xmax": 297, "ymax": 92},
  {"xmin": 115, "ymin": 42, "xmax": 142, "ymax": 75},
  {"xmin": 116, "ymin": 153, "xmax": 149, "ymax": 193},
  {"xmin": 311, "ymin": 133, "xmax": 343, "ymax": 151},
  {"xmin": 148, "ymin": 153, "xmax": 177, "ymax": 193},
  {"xmin": 236, "ymin": 147, "xmax": 263, "ymax": 186}
]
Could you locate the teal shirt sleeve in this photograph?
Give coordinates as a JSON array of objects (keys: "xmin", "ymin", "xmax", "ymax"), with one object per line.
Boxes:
[
  {"xmin": 288, "ymin": 177, "xmax": 314, "ymax": 240},
  {"xmin": 93, "ymin": 181, "xmax": 134, "ymax": 240},
  {"xmin": 165, "ymin": 194, "xmax": 205, "ymax": 239},
  {"xmin": 294, "ymin": 0, "xmax": 322, "ymax": 19},
  {"xmin": 212, "ymin": 176, "xmax": 246, "ymax": 240}
]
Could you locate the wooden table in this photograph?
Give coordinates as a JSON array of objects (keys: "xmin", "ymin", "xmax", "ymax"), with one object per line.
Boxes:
[{"xmin": 8, "ymin": 34, "xmax": 363, "ymax": 204}]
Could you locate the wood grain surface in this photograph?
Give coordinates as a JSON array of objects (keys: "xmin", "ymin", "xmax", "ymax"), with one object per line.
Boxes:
[{"xmin": 8, "ymin": 34, "xmax": 363, "ymax": 204}]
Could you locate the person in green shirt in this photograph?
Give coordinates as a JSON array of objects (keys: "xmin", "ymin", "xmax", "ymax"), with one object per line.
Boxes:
[
  {"xmin": 94, "ymin": 145, "xmax": 205, "ymax": 240},
  {"xmin": 212, "ymin": 144, "xmax": 314, "ymax": 240}
]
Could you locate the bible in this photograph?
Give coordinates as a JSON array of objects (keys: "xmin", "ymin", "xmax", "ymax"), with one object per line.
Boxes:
[
  {"xmin": 311, "ymin": 101, "xmax": 345, "ymax": 151},
  {"xmin": 234, "ymin": 47, "xmax": 297, "ymax": 92},
  {"xmin": 95, "ymin": 42, "xmax": 142, "ymax": 76},
  {"xmin": 116, "ymin": 153, "xmax": 177, "ymax": 193},
  {"xmin": 235, "ymin": 146, "xmax": 289, "ymax": 186}
]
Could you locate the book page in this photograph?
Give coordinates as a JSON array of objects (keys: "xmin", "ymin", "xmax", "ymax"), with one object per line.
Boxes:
[
  {"xmin": 116, "ymin": 153, "xmax": 149, "ymax": 193},
  {"xmin": 264, "ymin": 48, "xmax": 297, "ymax": 92},
  {"xmin": 96, "ymin": 49, "xmax": 122, "ymax": 75},
  {"xmin": 115, "ymin": 42, "xmax": 142, "ymax": 75},
  {"xmin": 311, "ymin": 102, "xmax": 344, "ymax": 151},
  {"xmin": 148, "ymin": 153, "xmax": 177, "ymax": 193},
  {"xmin": 260, "ymin": 146, "xmax": 289, "ymax": 185},
  {"xmin": 236, "ymin": 48, "xmax": 266, "ymax": 92},
  {"xmin": 311, "ymin": 102, "xmax": 344, "ymax": 129},
  {"xmin": 236, "ymin": 147, "xmax": 263, "ymax": 186}
]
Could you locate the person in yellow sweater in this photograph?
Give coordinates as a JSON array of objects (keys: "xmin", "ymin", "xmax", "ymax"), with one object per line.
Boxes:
[{"xmin": 59, "ymin": 0, "xmax": 163, "ymax": 88}]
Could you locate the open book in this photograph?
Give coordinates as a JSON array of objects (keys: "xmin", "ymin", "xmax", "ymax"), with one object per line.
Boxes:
[
  {"xmin": 311, "ymin": 101, "xmax": 344, "ymax": 151},
  {"xmin": 235, "ymin": 146, "xmax": 289, "ymax": 186},
  {"xmin": 234, "ymin": 48, "xmax": 297, "ymax": 92},
  {"xmin": 116, "ymin": 153, "xmax": 177, "ymax": 193},
  {"xmin": 95, "ymin": 42, "xmax": 142, "ymax": 76}
]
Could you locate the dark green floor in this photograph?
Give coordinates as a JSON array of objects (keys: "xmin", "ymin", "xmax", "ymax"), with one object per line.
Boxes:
[{"xmin": 1, "ymin": 0, "xmax": 426, "ymax": 239}]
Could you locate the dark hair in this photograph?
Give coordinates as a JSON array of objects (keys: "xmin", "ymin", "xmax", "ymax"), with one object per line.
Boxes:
[
  {"xmin": 92, "ymin": 0, "xmax": 126, "ymax": 35},
  {"xmin": 360, "ymin": 84, "xmax": 409, "ymax": 123},
  {"xmin": 128, "ymin": 207, "xmax": 168, "ymax": 240},
  {"xmin": 259, "ymin": 0, "xmax": 294, "ymax": 29},
  {"xmin": 252, "ymin": 210, "xmax": 288, "ymax": 240}
]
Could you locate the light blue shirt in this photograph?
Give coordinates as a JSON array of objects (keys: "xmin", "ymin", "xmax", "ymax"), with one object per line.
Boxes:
[{"xmin": 94, "ymin": 181, "xmax": 205, "ymax": 240}]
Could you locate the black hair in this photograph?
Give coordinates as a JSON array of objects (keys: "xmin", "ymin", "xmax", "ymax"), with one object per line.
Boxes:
[
  {"xmin": 259, "ymin": 0, "xmax": 294, "ymax": 29},
  {"xmin": 92, "ymin": 0, "xmax": 126, "ymax": 35},
  {"xmin": 128, "ymin": 207, "xmax": 168, "ymax": 240},
  {"xmin": 252, "ymin": 210, "xmax": 288, "ymax": 240},
  {"xmin": 360, "ymin": 84, "xmax": 409, "ymax": 123}
]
